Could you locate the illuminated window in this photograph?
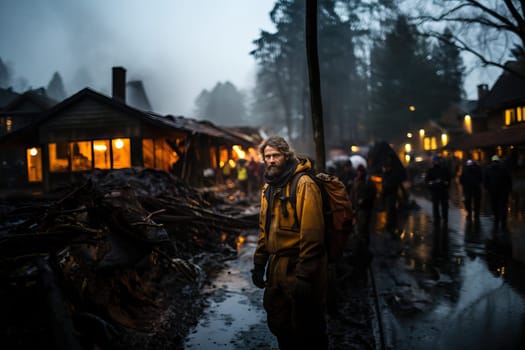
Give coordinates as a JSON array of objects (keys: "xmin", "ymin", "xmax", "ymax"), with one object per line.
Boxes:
[
  {"xmin": 505, "ymin": 108, "xmax": 516, "ymax": 125},
  {"xmin": 219, "ymin": 147, "xmax": 229, "ymax": 167},
  {"xmin": 423, "ymin": 137, "xmax": 438, "ymax": 151},
  {"xmin": 516, "ymin": 107, "xmax": 525, "ymax": 123},
  {"xmin": 26, "ymin": 147, "xmax": 42, "ymax": 182},
  {"xmin": 210, "ymin": 146, "xmax": 218, "ymax": 168},
  {"xmin": 70, "ymin": 141, "xmax": 93, "ymax": 171},
  {"xmin": 112, "ymin": 138, "xmax": 131, "ymax": 169},
  {"xmin": 49, "ymin": 143, "xmax": 69, "ymax": 172},
  {"xmin": 6, "ymin": 117, "xmax": 12, "ymax": 132},
  {"xmin": 153, "ymin": 138, "xmax": 178, "ymax": 172},
  {"xmin": 441, "ymin": 133, "xmax": 448, "ymax": 146},
  {"xmin": 93, "ymin": 140, "xmax": 110, "ymax": 169},
  {"xmin": 142, "ymin": 139, "xmax": 154, "ymax": 168}
]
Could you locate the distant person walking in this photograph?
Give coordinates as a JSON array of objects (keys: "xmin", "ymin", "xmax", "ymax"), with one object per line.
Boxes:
[
  {"xmin": 484, "ymin": 155, "xmax": 513, "ymax": 232},
  {"xmin": 350, "ymin": 164, "xmax": 376, "ymax": 282},
  {"xmin": 236, "ymin": 159, "xmax": 249, "ymax": 198},
  {"xmin": 381, "ymin": 161, "xmax": 402, "ymax": 232},
  {"xmin": 459, "ymin": 159, "xmax": 483, "ymax": 222},
  {"xmin": 339, "ymin": 159, "xmax": 356, "ymax": 194},
  {"xmin": 425, "ymin": 155, "xmax": 451, "ymax": 226}
]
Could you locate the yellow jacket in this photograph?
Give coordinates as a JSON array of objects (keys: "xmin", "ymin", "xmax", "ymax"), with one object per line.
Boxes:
[{"xmin": 254, "ymin": 158, "xmax": 325, "ymax": 282}]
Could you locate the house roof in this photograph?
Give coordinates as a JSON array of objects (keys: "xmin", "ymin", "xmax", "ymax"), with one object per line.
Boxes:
[
  {"xmin": 445, "ymin": 122, "xmax": 525, "ymax": 150},
  {"xmin": 0, "ymin": 87, "xmax": 20, "ymax": 109},
  {"xmin": 1, "ymin": 88, "xmax": 57, "ymax": 112},
  {"xmin": 476, "ymin": 61, "xmax": 525, "ymax": 112},
  {"xmin": 0, "ymin": 87, "xmax": 255, "ymax": 148}
]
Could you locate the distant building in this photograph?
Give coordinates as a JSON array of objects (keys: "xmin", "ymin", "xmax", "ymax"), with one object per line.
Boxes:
[
  {"xmin": 0, "ymin": 67, "xmax": 259, "ymax": 192},
  {"xmin": 445, "ymin": 60, "xmax": 525, "ymax": 174}
]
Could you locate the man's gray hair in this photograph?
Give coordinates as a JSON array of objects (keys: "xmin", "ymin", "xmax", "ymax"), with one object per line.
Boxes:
[{"xmin": 260, "ymin": 135, "xmax": 295, "ymax": 160}]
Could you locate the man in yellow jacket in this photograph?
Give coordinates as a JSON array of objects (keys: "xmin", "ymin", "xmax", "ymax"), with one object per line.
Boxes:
[{"xmin": 251, "ymin": 135, "xmax": 328, "ymax": 350}]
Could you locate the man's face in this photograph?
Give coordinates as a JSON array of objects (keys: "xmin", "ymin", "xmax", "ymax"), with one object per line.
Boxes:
[{"xmin": 263, "ymin": 146, "xmax": 286, "ymax": 177}]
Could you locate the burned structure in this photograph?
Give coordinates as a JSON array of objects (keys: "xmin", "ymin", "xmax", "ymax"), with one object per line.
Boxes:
[{"xmin": 0, "ymin": 67, "xmax": 260, "ymax": 192}]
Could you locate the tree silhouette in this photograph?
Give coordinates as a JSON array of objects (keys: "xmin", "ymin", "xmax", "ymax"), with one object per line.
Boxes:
[
  {"xmin": 408, "ymin": 0, "xmax": 525, "ymax": 78},
  {"xmin": 46, "ymin": 71, "xmax": 67, "ymax": 101},
  {"xmin": 193, "ymin": 82, "xmax": 247, "ymax": 126},
  {"xmin": 0, "ymin": 57, "xmax": 12, "ymax": 88},
  {"xmin": 367, "ymin": 16, "xmax": 464, "ymax": 142}
]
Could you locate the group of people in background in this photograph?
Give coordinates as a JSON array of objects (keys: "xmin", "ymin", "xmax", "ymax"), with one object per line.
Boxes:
[
  {"xmin": 220, "ymin": 156, "xmax": 264, "ymax": 199},
  {"xmin": 249, "ymin": 135, "xmax": 517, "ymax": 349},
  {"xmin": 427, "ymin": 153, "xmax": 513, "ymax": 232}
]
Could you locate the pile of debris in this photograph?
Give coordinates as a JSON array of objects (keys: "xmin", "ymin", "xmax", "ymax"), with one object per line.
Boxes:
[{"xmin": 0, "ymin": 168, "xmax": 257, "ymax": 349}]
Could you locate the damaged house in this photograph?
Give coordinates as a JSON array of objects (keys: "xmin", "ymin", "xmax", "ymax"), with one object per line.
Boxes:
[{"xmin": 0, "ymin": 67, "xmax": 259, "ymax": 192}]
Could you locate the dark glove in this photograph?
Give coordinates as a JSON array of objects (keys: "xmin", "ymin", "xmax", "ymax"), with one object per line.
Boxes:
[
  {"xmin": 251, "ymin": 264, "xmax": 266, "ymax": 289},
  {"xmin": 293, "ymin": 277, "xmax": 313, "ymax": 302}
]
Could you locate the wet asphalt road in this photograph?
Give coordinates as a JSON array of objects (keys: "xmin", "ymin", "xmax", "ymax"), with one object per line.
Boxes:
[
  {"xmin": 371, "ymin": 190, "xmax": 525, "ymax": 350},
  {"xmin": 185, "ymin": 184, "xmax": 525, "ymax": 350}
]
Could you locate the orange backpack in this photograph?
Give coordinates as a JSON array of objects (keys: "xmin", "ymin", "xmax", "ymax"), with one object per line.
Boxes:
[{"xmin": 289, "ymin": 171, "xmax": 354, "ymax": 262}]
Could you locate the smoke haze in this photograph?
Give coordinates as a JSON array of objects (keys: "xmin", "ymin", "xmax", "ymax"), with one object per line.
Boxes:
[{"xmin": 0, "ymin": 0, "xmax": 275, "ymax": 116}]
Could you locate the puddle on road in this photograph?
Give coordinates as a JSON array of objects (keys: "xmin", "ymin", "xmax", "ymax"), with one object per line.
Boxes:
[
  {"xmin": 375, "ymin": 194, "xmax": 525, "ymax": 350},
  {"xmin": 185, "ymin": 291, "xmax": 262, "ymax": 349},
  {"xmin": 184, "ymin": 236, "xmax": 277, "ymax": 350}
]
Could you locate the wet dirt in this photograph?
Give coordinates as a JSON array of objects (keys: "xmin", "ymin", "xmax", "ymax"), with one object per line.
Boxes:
[{"xmin": 184, "ymin": 231, "xmax": 378, "ymax": 350}]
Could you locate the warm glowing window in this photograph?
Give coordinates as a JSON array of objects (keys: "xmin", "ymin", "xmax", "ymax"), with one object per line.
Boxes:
[
  {"xmin": 505, "ymin": 108, "xmax": 516, "ymax": 125},
  {"xmin": 516, "ymin": 107, "xmax": 525, "ymax": 123},
  {"xmin": 93, "ymin": 140, "xmax": 110, "ymax": 169},
  {"xmin": 153, "ymin": 138, "xmax": 178, "ymax": 172},
  {"xmin": 142, "ymin": 139, "xmax": 154, "ymax": 168},
  {"xmin": 423, "ymin": 137, "xmax": 438, "ymax": 151},
  {"xmin": 219, "ymin": 147, "xmax": 229, "ymax": 167},
  {"xmin": 5, "ymin": 117, "xmax": 12, "ymax": 132},
  {"xmin": 441, "ymin": 133, "xmax": 448, "ymax": 146},
  {"xmin": 70, "ymin": 141, "xmax": 92, "ymax": 171},
  {"xmin": 49, "ymin": 143, "xmax": 69, "ymax": 172},
  {"xmin": 112, "ymin": 138, "xmax": 131, "ymax": 169},
  {"xmin": 210, "ymin": 146, "xmax": 218, "ymax": 168},
  {"xmin": 26, "ymin": 147, "xmax": 42, "ymax": 182}
]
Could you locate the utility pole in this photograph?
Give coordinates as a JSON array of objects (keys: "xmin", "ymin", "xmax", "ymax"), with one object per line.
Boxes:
[{"xmin": 305, "ymin": 0, "xmax": 326, "ymax": 172}]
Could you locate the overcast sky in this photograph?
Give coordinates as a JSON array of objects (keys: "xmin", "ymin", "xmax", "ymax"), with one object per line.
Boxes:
[
  {"xmin": 0, "ymin": 0, "xmax": 500, "ymax": 117},
  {"xmin": 0, "ymin": 0, "xmax": 275, "ymax": 116}
]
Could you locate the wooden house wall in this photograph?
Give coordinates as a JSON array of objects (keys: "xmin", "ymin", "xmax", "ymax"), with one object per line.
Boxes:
[
  {"xmin": 486, "ymin": 110, "xmax": 504, "ymax": 131},
  {"xmin": 39, "ymin": 98, "xmax": 141, "ymax": 142}
]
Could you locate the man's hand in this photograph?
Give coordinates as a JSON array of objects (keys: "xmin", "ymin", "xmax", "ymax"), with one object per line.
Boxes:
[{"xmin": 251, "ymin": 264, "xmax": 266, "ymax": 289}]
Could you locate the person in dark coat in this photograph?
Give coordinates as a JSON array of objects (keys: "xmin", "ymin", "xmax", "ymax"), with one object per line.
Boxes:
[
  {"xmin": 484, "ymin": 155, "xmax": 513, "ymax": 232},
  {"xmin": 459, "ymin": 159, "xmax": 483, "ymax": 221},
  {"xmin": 381, "ymin": 161, "xmax": 402, "ymax": 232},
  {"xmin": 339, "ymin": 159, "xmax": 356, "ymax": 194},
  {"xmin": 425, "ymin": 155, "xmax": 451, "ymax": 226},
  {"xmin": 350, "ymin": 164, "xmax": 377, "ymax": 282}
]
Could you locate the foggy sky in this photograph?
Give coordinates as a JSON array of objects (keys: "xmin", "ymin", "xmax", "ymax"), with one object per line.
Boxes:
[
  {"xmin": 0, "ymin": 0, "xmax": 501, "ymax": 118},
  {"xmin": 0, "ymin": 0, "xmax": 275, "ymax": 116}
]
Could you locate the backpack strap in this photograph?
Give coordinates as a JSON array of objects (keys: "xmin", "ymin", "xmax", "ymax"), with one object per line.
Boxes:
[{"xmin": 288, "ymin": 171, "xmax": 312, "ymax": 230}]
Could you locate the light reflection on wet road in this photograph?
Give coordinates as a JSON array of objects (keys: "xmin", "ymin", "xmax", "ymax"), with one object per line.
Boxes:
[
  {"xmin": 372, "ymin": 190, "xmax": 525, "ymax": 350},
  {"xmin": 184, "ymin": 234, "xmax": 277, "ymax": 350},
  {"xmin": 185, "ymin": 182, "xmax": 525, "ymax": 350}
]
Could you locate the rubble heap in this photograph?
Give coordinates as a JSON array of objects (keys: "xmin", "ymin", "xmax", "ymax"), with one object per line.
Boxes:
[{"xmin": 0, "ymin": 168, "xmax": 256, "ymax": 349}]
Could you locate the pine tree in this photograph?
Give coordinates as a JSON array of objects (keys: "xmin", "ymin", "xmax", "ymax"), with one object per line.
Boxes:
[
  {"xmin": 368, "ymin": 16, "xmax": 440, "ymax": 142},
  {"xmin": 0, "ymin": 58, "xmax": 11, "ymax": 88},
  {"xmin": 193, "ymin": 82, "xmax": 246, "ymax": 126},
  {"xmin": 46, "ymin": 72, "xmax": 67, "ymax": 101}
]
